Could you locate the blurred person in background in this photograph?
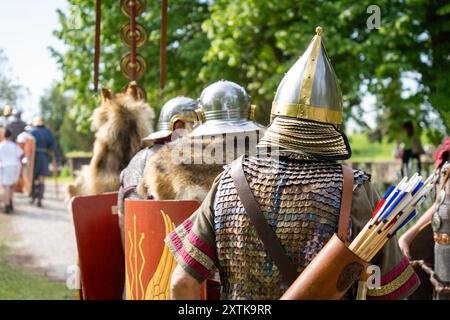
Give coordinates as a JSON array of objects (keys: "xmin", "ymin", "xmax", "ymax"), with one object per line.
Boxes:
[
  {"xmin": 6, "ymin": 109, "xmax": 26, "ymax": 141},
  {"xmin": 399, "ymin": 136, "xmax": 450, "ymax": 299},
  {"xmin": 29, "ymin": 117, "xmax": 58, "ymax": 207},
  {"xmin": 0, "ymin": 127, "xmax": 24, "ymax": 213},
  {"xmin": 0, "ymin": 105, "xmax": 13, "ymax": 127},
  {"xmin": 399, "ymin": 120, "xmax": 424, "ymax": 176}
]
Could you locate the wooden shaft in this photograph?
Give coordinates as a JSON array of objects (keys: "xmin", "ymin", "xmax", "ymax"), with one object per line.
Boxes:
[
  {"xmin": 93, "ymin": 0, "xmax": 102, "ymax": 91},
  {"xmin": 349, "ymin": 224, "xmax": 371, "ymax": 252},
  {"xmin": 359, "ymin": 228, "xmax": 390, "ymax": 261},
  {"xmin": 130, "ymin": 0, "xmax": 137, "ymax": 81},
  {"xmin": 160, "ymin": 0, "xmax": 168, "ymax": 97},
  {"xmin": 354, "ymin": 221, "xmax": 385, "ymax": 256}
]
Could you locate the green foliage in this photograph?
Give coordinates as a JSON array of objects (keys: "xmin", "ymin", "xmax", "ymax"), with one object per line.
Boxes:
[
  {"xmin": 51, "ymin": 0, "xmax": 210, "ymax": 132},
  {"xmin": 52, "ymin": 0, "xmax": 450, "ymax": 141},
  {"xmin": 59, "ymin": 166, "xmax": 72, "ymax": 178},
  {"xmin": 39, "ymin": 84, "xmax": 94, "ymax": 154},
  {"xmin": 0, "ymin": 49, "xmax": 25, "ymax": 108},
  {"xmin": 59, "ymin": 113, "xmax": 94, "ymax": 154},
  {"xmin": 348, "ymin": 133, "xmax": 396, "ymax": 162}
]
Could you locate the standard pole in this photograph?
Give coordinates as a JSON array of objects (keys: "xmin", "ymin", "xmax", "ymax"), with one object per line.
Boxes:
[
  {"xmin": 130, "ymin": 0, "xmax": 137, "ymax": 81},
  {"xmin": 93, "ymin": 0, "xmax": 102, "ymax": 91},
  {"xmin": 160, "ymin": 0, "xmax": 168, "ymax": 98}
]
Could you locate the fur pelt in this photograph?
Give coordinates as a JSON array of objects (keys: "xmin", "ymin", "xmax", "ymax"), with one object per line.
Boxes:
[
  {"xmin": 136, "ymin": 136, "xmax": 240, "ymax": 202},
  {"xmin": 67, "ymin": 84, "xmax": 155, "ymax": 198}
]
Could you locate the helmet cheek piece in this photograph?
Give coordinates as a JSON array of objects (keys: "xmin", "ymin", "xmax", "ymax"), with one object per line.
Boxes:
[
  {"xmin": 248, "ymin": 105, "xmax": 256, "ymax": 121},
  {"xmin": 193, "ymin": 107, "xmax": 206, "ymax": 123},
  {"xmin": 169, "ymin": 110, "xmax": 204, "ymax": 132}
]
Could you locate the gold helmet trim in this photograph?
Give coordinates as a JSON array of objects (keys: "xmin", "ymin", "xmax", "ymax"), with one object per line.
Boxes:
[
  {"xmin": 169, "ymin": 111, "xmax": 202, "ymax": 131},
  {"xmin": 271, "ymin": 102, "xmax": 342, "ymax": 125},
  {"xmin": 271, "ymin": 26, "xmax": 343, "ymax": 125}
]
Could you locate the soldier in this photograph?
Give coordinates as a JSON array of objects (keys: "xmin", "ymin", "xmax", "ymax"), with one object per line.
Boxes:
[
  {"xmin": 165, "ymin": 27, "xmax": 419, "ymax": 300},
  {"xmin": 137, "ymin": 80, "xmax": 266, "ymax": 202},
  {"xmin": 0, "ymin": 105, "xmax": 13, "ymax": 127},
  {"xmin": 133, "ymin": 80, "xmax": 265, "ymax": 300},
  {"xmin": 29, "ymin": 117, "xmax": 58, "ymax": 207},
  {"xmin": 399, "ymin": 137, "xmax": 450, "ymax": 299},
  {"xmin": 7, "ymin": 109, "xmax": 26, "ymax": 141},
  {"xmin": 117, "ymin": 96, "xmax": 201, "ymax": 244}
]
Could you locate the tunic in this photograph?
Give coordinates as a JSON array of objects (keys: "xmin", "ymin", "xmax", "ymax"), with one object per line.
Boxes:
[
  {"xmin": 30, "ymin": 125, "xmax": 56, "ymax": 178},
  {"xmin": 165, "ymin": 152, "xmax": 419, "ymax": 299},
  {"xmin": 0, "ymin": 140, "xmax": 23, "ymax": 185}
]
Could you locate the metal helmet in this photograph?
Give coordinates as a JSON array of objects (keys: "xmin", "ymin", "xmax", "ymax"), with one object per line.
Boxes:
[
  {"xmin": 143, "ymin": 96, "xmax": 200, "ymax": 142},
  {"xmin": 3, "ymin": 105, "xmax": 12, "ymax": 117},
  {"xmin": 271, "ymin": 26, "xmax": 343, "ymax": 125},
  {"xmin": 32, "ymin": 116, "xmax": 44, "ymax": 126},
  {"xmin": 190, "ymin": 80, "xmax": 265, "ymax": 137},
  {"xmin": 259, "ymin": 27, "xmax": 351, "ymax": 160}
]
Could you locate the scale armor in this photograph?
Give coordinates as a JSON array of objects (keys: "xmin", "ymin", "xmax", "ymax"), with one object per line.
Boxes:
[
  {"xmin": 213, "ymin": 151, "xmax": 369, "ymax": 299},
  {"xmin": 433, "ymin": 162, "xmax": 450, "ymax": 284}
]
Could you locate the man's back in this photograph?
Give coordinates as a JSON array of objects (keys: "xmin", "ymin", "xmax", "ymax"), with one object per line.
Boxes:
[
  {"xmin": 6, "ymin": 117, "xmax": 26, "ymax": 141},
  {"xmin": 213, "ymin": 152, "xmax": 369, "ymax": 299},
  {"xmin": 30, "ymin": 126, "xmax": 54, "ymax": 152}
]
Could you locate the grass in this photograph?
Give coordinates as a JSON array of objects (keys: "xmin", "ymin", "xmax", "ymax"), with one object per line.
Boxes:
[
  {"xmin": 54, "ymin": 176, "xmax": 74, "ymax": 184},
  {"xmin": 65, "ymin": 151, "xmax": 92, "ymax": 158},
  {"xmin": 348, "ymin": 133, "xmax": 396, "ymax": 163},
  {"xmin": 0, "ymin": 219, "xmax": 75, "ymax": 300}
]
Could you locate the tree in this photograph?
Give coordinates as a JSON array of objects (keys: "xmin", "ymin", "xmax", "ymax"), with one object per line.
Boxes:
[
  {"xmin": 200, "ymin": 0, "xmax": 450, "ymax": 138},
  {"xmin": 51, "ymin": 0, "xmax": 210, "ymax": 133},
  {"xmin": 52, "ymin": 0, "xmax": 450, "ymax": 144},
  {"xmin": 39, "ymin": 84, "xmax": 94, "ymax": 154},
  {"xmin": 0, "ymin": 49, "xmax": 25, "ymax": 108}
]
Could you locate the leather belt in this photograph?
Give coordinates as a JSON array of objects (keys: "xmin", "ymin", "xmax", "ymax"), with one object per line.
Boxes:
[{"xmin": 434, "ymin": 232, "xmax": 450, "ymax": 245}]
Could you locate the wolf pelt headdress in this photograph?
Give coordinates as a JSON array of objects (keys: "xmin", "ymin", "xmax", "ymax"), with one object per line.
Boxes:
[
  {"xmin": 67, "ymin": 83, "xmax": 155, "ymax": 197},
  {"xmin": 137, "ymin": 136, "xmax": 226, "ymax": 201}
]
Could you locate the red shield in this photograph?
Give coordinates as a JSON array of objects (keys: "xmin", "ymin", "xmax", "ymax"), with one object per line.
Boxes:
[
  {"xmin": 124, "ymin": 199, "xmax": 207, "ymax": 300},
  {"xmin": 16, "ymin": 134, "xmax": 36, "ymax": 194},
  {"xmin": 71, "ymin": 192, "xmax": 124, "ymax": 300}
]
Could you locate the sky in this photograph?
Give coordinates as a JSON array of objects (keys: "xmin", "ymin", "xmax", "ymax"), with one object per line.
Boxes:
[{"xmin": 0, "ymin": 0, "xmax": 67, "ymax": 122}]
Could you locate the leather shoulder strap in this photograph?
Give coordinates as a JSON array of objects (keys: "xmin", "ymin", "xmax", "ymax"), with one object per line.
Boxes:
[
  {"xmin": 230, "ymin": 157, "xmax": 298, "ymax": 285},
  {"xmin": 338, "ymin": 165, "xmax": 354, "ymax": 242}
]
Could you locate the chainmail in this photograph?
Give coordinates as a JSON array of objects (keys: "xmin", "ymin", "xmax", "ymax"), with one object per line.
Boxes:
[
  {"xmin": 434, "ymin": 162, "xmax": 450, "ymax": 282},
  {"xmin": 257, "ymin": 116, "xmax": 351, "ymax": 160}
]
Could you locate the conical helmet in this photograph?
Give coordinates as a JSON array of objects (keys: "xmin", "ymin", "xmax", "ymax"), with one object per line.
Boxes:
[
  {"xmin": 143, "ymin": 96, "xmax": 200, "ymax": 142},
  {"xmin": 271, "ymin": 26, "xmax": 343, "ymax": 125},
  {"xmin": 259, "ymin": 27, "xmax": 351, "ymax": 160},
  {"xmin": 189, "ymin": 80, "xmax": 265, "ymax": 137}
]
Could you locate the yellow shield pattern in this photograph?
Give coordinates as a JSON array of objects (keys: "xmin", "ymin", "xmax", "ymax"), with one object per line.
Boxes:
[{"xmin": 124, "ymin": 199, "xmax": 206, "ymax": 300}]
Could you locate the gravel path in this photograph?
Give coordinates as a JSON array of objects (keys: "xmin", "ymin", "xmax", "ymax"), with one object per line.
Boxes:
[{"xmin": 0, "ymin": 182, "xmax": 77, "ymax": 282}]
